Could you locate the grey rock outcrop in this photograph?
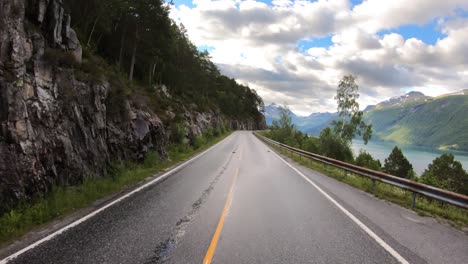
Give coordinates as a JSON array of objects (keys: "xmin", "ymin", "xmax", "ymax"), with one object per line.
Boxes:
[{"xmin": 0, "ymin": 0, "xmax": 165, "ymax": 213}]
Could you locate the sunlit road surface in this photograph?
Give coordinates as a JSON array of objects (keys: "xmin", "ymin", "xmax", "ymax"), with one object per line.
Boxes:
[{"xmin": 3, "ymin": 132, "xmax": 468, "ymax": 264}]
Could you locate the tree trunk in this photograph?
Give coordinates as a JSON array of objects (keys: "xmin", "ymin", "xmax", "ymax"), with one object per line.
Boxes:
[
  {"xmin": 150, "ymin": 61, "xmax": 157, "ymax": 86},
  {"xmin": 148, "ymin": 64, "xmax": 152, "ymax": 86},
  {"xmin": 96, "ymin": 33, "xmax": 103, "ymax": 47},
  {"xmin": 87, "ymin": 16, "xmax": 99, "ymax": 47},
  {"xmin": 118, "ymin": 24, "xmax": 127, "ymax": 69},
  {"xmin": 129, "ymin": 32, "xmax": 137, "ymax": 81}
]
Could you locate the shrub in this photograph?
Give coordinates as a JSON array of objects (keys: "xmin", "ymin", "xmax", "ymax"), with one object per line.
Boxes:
[
  {"xmin": 355, "ymin": 150, "xmax": 382, "ymax": 171},
  {"xmin": 302, "ymin": 136, "xmax": 320, "ymax": 154},
  {"xmin": 213, "ymin": 122, "xmax": 228, "ymax": 137},
  {"xmin": 213, "ymin": 126, "xmax": 221, "ymax": 137},
  {"xmin": 106, "ymin": 84, "xmax": 128, "ymax": 120},
  {"xmin": 192, "ymin": 135, "xmax": 207, "ymax": 149},
  {"xmin": 318, "ymin": 127, "xmax": 354, "ymax": 163},
  {"xmin": 143, "ymin": 152, "xmax": 160, "ymax": 168},
  {"xmin": 170, "ymin": 122, "xmax": 187, "ymax": 144},
  {"xmin": 204, "ymin": 127, "xmax": 214, "ymax": 139},
  {"xmin": 420, "ymin": 153, "xmax": 468, "ymax": 195},
  {"xmin": 78, "ymin": 54, "xmax": 110, "ymax": 83},
  {"xmin": 43, "ymin": 49, "xmax": 78, "ymax": 68}
]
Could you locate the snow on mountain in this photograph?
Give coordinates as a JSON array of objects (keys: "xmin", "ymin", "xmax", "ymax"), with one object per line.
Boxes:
[
  {"xmin": 264, "ymin": 103, "xmax": 336, "ymax": 135},
  {"xmin": 264, "ymin": 89, "xmax": 467, "ymax": 137}
]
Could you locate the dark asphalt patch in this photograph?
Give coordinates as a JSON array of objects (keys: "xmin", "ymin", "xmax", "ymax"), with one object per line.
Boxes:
[{"xmin": 144, "ymin": 149, "xmax": 236, "ymax": 264}]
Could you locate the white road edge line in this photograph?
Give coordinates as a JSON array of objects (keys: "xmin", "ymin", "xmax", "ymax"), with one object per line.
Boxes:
[
  {"xmin": 1, "ymin": 134, "xmax": 233, "ymax": 264},
  {"xmin": 264, "ymin": 142, "xmax": 410, "ymax": 264}
]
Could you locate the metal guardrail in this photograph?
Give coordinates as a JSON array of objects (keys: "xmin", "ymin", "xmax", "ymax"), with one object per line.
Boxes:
[{"xmin": 254, "ymin": 133, "xmax": 468, "ymax": 209}]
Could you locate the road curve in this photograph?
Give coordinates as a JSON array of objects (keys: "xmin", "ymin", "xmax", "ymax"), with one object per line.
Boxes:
[{"xmin": 3, "ymin": 131, "xmax": 468, "ymax": 264}]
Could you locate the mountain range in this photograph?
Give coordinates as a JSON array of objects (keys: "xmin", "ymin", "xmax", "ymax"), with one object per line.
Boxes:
[
  {"xmin": 265, "ymin": 103, "xmax": 337, "ymax": 135},
  {"xmin": 265, "ymin": 90, "xmax": 468, "ymax": 150}
]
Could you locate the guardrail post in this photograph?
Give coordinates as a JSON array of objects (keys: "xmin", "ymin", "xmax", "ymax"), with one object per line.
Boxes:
[
  {"xmin": 411, "ymin": 193, "xmax": 417, "ymax": 209},
  {"xmin": 371, "ymin": 179, "xmax": 376, "ymax": 193},
  {"xmin": 299, "ymin": 153, "xmax": 302, "ymax": 161},
  {"xmin": 344, "ymin": 169, "xmax": 348, "ymax": 177}
]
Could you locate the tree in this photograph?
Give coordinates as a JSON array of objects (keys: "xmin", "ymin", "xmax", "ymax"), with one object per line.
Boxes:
[
  {"xmin": 266, "ymin": 106, "xmax": 312, "ymax": 148},
  {"xmin": 270, "ymin": 107, "xmax": 295, "ymax": 144},
  {"xmin": 355, "ymin": 150, "xmax": 382, "ymax": 171},
  {"xmin": 383, "ymin": 146, "xmax": 415, "ymax": 179},
  {"xmin": 302, "ymin": 136, "xmax": 320, "ymax": 154},
  {"xmin": 319, "ymin": 127, "xmax": 354, "ymax": 162},
  {"xmin": 332, "ymin": 75, "xmax": 372, "ymax": 144},
  {"xmin": 420, "ymin": 154, "xmax": 468, "ymax": 195},
  {"xmin": 277, "ymin": 107, "xmax": 294, "ymax": 132},
  {"xmin": 64, "ymin": 0, "xmax": 264, "ymax": 123}
]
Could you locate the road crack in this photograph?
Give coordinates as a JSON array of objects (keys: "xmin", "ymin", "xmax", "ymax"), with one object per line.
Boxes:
[{"xmin": 144, "ymin": 146, "xmax": 237, "ymax": 264}]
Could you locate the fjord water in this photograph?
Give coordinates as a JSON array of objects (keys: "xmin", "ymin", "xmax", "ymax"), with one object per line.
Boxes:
[{"xmin": 351, "ymin": 140, "xmax": 468, "ymax": 176}]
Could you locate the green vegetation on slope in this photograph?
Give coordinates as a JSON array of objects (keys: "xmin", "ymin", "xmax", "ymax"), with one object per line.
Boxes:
[
  {"xmin": 0, "ymin": 131, "xmax": 231, "ymax": 246},
  {"xmin": 64, "ymin": 0, "xmax": 264, "ymax": 122},
  {"xmin": 365, "ymin": 95, "xmax": 468, "ymax": 150}
]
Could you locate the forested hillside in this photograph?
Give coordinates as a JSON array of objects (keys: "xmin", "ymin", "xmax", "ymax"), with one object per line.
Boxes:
[
  {"xmin": 366, "ymin": 91, "xmax": 468, "ymax": 150},
  {"xmin": 64, "ymin": 0, "xmax": 264, "ymax": 120}
]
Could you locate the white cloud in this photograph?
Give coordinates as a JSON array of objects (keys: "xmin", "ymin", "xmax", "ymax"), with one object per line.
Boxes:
[
  {"xmin": 352, "ymin": 0, "xmax": 468, "ymax": 33},
  {"xmin": 170, "ymin": 0, "xmax": 468, "ymax": 114}
]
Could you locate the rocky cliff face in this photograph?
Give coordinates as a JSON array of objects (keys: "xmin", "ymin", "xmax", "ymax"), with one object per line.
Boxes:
[
  {"xmin": 0, "ymin": 0, "xmax": 169, "ymax": 213},
  {"xmin": 0, "ymin": 0, "xmax": 265, "ymax": 213}
]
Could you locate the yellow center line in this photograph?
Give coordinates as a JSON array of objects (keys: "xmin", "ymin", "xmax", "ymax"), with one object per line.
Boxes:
[{"xmin": 202, "ymin": 168, "xmax": 239, "ymax": 264}]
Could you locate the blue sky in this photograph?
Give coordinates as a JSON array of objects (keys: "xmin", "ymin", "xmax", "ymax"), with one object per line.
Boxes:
[
  {"xmin": 169, "ymin": 0, "xmax": 194, "ymax": 8},
  {"xmin": 378, "ymin": 21, "xmax": 445, "ymax": 45},
  {"xmin": 169, "ymin": 0, "xmax": 468, "ymax": 115},
  {"xmin": 297, "ymin": 36, "xmax": 333, "ymax": 52}
]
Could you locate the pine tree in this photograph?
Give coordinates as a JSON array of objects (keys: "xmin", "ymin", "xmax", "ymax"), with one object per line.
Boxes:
[{"xmin": 383, "ymin": 146, "xmax": 415, "ymax": 179}]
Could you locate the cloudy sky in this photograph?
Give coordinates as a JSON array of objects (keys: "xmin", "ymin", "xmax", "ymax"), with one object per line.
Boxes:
[{"xmin": 169, "ymin": 0, "xmax": 468, "ymax": 115}]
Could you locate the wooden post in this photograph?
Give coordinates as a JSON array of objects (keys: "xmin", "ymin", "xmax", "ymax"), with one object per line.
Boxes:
[{"xmin": 411, "ymin": 193, "xmax": 417, "ymax": 209}]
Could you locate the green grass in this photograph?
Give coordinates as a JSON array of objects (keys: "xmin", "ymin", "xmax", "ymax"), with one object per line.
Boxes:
[
  {"xmin": 273, "ymin": 145, "xmax": 468, "ymax": 228},
  {"xmin": 0, "ymin": 132, "xmax": 232, "ymax": 247}
]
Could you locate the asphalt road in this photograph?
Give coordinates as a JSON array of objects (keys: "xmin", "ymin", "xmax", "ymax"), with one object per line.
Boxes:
[{"xmin": 3, "ymin": 131, "xmax": 468, "ymax": 264}]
